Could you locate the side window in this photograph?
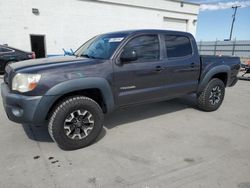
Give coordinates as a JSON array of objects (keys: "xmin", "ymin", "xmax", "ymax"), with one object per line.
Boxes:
[
  {"xmin": 123, "ymin": 35, "xmax": 160, "ymax": 62},
  {"xmin": 164, "ymin": 35, "xmax": 192, "ymax": 58}
]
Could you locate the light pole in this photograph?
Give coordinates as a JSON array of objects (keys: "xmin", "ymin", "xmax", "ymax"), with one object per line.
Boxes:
[{"xmin": 229, "ymin": 5, "xmax": 240, "ymax": 41}]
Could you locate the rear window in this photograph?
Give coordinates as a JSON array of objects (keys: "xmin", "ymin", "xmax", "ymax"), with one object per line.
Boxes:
[{"xmin": 164, "ymin": 35, "xmax": 192, "ymax": 58}]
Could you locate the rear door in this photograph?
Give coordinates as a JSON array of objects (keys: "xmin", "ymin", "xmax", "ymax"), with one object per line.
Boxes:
[
  {"xmin": 161, "ymin": 34, "xmax": 200, "ymax": 96},
  {"xmin": 113, "ymin": 34, "xmax": 166, "ymax": 106}
]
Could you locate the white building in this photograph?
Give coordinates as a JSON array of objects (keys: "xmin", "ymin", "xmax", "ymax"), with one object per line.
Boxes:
[{"xmin": 0, "ymin": 0, "xmax": 199, "ymax": 57}]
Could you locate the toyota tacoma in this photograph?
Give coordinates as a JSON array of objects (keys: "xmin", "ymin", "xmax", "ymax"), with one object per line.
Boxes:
[{"xmin": 1, "ymin": 30, "xmax": 240, "ymax": 150}]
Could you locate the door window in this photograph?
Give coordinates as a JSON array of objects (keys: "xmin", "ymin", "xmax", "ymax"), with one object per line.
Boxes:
[
  {"xmin": 164, "ymin": 35, "xmax": 192, "ymax": 58},
  {"xmin": 123, "ymin": 35, "xmax": 160, "ymax": 62}
]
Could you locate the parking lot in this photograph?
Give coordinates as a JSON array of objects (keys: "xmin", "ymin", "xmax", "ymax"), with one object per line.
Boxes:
[{"xmin": 0, "ymin": 77, "xmax": 249, "ymax": 188}]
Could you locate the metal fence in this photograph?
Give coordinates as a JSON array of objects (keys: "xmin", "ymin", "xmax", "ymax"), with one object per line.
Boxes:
[{"xmin": 197, "ymin": 40, "xmax": 250, "ymax": 58}]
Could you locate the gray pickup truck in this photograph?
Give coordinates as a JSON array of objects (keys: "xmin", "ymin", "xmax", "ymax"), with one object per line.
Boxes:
[{"xmin": 1, "ymin": 30, "xmax": 240, "ymax": 150}]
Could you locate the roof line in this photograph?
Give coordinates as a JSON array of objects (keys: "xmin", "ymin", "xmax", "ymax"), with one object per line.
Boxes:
[
  {"xmin": 171, "ymin": 0, "xmax": 200, "ymax": 6},
  {"xmin": 79, "ymin": 0, "xmax": 199, "ymax": 16}
]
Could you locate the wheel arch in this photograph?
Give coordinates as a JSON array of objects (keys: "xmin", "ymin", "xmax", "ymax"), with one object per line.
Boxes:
[
  {"xmin": 198, "ymin": 65, "xmax": 230, "ymax": 93},
  {"xmin": 36, "ymin": 77, "xmax": 115, "ymax": 122}
]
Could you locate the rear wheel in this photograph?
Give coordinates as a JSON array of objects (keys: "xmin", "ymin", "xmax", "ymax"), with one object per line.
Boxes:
[
  {"xmin": 48, "ymin": 96, "xmax": 104, "ymax": 150},
  {"xmin": 197, "ymin": 78, "xmax": 225, "ymax": 112}
]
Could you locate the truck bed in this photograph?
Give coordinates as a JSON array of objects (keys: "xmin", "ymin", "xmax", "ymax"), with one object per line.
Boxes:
[{"xmin": 200, "ymin": 55, "xmax": 241, "ymax": 87}]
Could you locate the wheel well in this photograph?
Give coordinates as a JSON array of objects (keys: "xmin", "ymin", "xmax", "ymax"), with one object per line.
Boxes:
[
  {"xmin": 211, "ymin": 72, "xmax": 228, "ymax": 86},
  {"xmin": 46, "ymin": 88, "xmax": 107, "ymax": 120}
]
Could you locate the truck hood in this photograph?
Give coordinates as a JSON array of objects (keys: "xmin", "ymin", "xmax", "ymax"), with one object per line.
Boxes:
[{"xmin": 9, "ymin": 56, "xmax": 89, "ymax": 71}]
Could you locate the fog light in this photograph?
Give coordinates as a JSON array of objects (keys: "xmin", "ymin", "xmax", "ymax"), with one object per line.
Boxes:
[{"xmin": 12, "ymin": 107, "xmax": 23, "ymax": 117}]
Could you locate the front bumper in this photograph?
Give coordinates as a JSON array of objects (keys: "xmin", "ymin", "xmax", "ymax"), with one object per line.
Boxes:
[{"xmin": 1, "ymin": 83, "xmax": 43, "ymax": 124}]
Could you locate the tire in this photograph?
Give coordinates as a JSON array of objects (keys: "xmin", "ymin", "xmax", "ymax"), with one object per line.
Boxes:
[
  {"xmin": 48, "ymin": 96, "xmax": 104, "ymax": 150},
  {"xmin": 197, "ymin": 78, "xmax": 225, "ymax": 112}
]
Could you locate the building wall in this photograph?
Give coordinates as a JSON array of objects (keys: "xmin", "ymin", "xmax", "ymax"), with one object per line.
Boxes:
[{"xmin": 0, "ymin": 0, "xmax": 199, "ymax": 55}]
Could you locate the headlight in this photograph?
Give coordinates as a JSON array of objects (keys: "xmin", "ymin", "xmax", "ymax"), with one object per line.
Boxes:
[{"xmin": 12, "ymin": 73, "xmax": 41, "ymax": 92}]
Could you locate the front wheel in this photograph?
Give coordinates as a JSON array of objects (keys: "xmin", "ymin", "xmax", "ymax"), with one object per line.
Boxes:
[
  {"xmin": 48, "ymin": 96, "xmax": 104, "ymax": 150},
  {"xmin": 197, "ymin": 78, "xmax": 225, "ymax": 112}
]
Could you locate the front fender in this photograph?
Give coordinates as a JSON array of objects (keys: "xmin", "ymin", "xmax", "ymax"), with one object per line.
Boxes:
[
  {"xmin": 198, "ymin": 65, "xmax": 230, "ymax": 93},
  {"xmin": 45, "ymin": 77, "xmax": 115, "ymax": 113},
  {"xmin": 32, "ymin": 77, "xmax": 115, "ymax": 124}
]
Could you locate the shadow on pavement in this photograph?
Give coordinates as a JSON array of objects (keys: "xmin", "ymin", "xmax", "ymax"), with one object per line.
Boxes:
[
  {"xmin": 22, "ymin": 124, "xmax": 53, "ymax": 142},
  {"xmin": 104, "ymin": 94, "xmax": 197, "ymax": 129},
  {"xmin": 21, "ymin": 94, "xmax": 197, "ymax": 143},
  {"xmin": 22, "ymin": 122, "xmax": 107, "ymax": 144}
]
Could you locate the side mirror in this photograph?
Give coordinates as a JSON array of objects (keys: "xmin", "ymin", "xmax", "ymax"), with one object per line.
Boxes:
[{"xmin": 120, "ymin": 49, "xmax": 137, "ymax": 63}]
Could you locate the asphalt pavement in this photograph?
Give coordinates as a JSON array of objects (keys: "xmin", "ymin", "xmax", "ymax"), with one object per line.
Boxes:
[{"xmin": 0, "ymin": 78, "xmax": 249, "ymax": 188}]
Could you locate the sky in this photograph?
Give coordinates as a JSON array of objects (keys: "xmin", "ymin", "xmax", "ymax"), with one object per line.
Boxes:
[{"xmin": 187, "ymin": 0, "xmax": 250, "ymax": 41}]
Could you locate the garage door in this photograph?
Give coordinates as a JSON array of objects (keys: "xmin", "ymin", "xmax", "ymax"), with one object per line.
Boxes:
[{"xmin": 163, "ymin": 17, "xmax": 187, "ymax": 32}]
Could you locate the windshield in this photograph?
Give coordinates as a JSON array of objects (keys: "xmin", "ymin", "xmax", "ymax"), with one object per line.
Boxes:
[{"xmin": 74, "ymin": 33, "xmax": 128, "ymax": 59}]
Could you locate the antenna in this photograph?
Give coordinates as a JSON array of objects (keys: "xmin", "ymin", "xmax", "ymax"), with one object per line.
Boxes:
[{"xmin": 229, "ymin": 5, "xmax": 241, "ymax": 41}]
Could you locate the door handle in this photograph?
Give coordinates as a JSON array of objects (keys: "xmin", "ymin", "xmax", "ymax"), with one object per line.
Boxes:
[{"xmin": 155, "ymin": 66, "xmax": 164, "ymax": 72}]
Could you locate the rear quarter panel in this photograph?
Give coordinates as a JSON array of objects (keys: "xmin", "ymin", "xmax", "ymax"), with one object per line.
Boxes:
[{"xmin": 198, "ymin": 55, "xmax": 241, "ymax": 92}]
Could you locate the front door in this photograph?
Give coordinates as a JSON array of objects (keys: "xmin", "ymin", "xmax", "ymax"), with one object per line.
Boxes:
[{"xmin": 113, "ymin": 34, "xmax": 166, "ymax": 106}]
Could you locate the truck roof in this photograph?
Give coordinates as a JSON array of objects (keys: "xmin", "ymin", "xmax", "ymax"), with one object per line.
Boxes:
[{"xmin": 103, "ymin": 29, "xmax": 192, "ymax": 36}]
